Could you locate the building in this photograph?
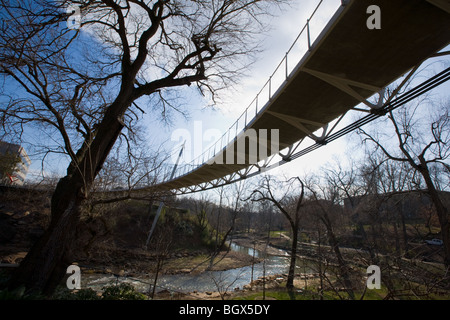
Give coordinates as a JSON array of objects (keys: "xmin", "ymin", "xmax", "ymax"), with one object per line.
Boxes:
[
  {"xmin": 0, "ymin": 141, "xmax": 31, "ymax": 186},
  {"xmin": 344, "ymin": 190, "xmax": 450, "ymax": 224}
]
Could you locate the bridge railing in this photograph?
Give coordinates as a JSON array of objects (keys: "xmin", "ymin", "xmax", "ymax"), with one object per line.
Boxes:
[{"xmin": 173, "ymin": 0, "xmax": 344, "ymax": 180}]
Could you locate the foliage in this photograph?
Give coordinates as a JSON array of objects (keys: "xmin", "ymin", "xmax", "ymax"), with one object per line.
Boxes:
[
  {"xmin": 233, "ymin": 285, "xmax": 389, "ymax": 300},
  {"xmin": 52, "ymin": 287, "xmax": 101, "ymax": 300},
  {"xmin": 52, "ymin": 283, "xmax": 146, "ymax": 300},
  {"xmin": 200, "ymin": 222, "xmax": 224, "ymax": 250},
  {"xmin": 101, "ymin": 283, "xmax": 146, "ymax": 300},
  {"xmin": 0, "ymin": 283, "xmax": 146, "ymax": 300},
  {"xmin": 0, "ymin": 152, "xmax": 21, "ymax": 184},
  {"xmin": 176, "ymin": 220, "xmax": 194, "ymax": 236}
]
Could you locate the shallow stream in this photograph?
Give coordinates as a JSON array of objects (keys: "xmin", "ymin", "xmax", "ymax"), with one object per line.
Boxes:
[{"xmin": 81, "ymin": 242, "xmax": 313, "ymax": 294}]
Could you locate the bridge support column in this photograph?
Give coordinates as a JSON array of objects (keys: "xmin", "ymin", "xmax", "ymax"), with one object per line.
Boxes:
[{"xmin": 144, "ymin": 142, "xmax": 185, "ymax": 248}]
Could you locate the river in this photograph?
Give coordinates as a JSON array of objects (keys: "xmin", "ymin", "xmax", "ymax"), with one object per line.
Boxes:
[{"xmin": 81, "ymin": 242, "xmax": 312, "ymax": 294}]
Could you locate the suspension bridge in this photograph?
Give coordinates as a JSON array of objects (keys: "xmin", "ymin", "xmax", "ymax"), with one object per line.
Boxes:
[{"xmin": 124, "ymin": 0, "xmax": 450, "ymax": 196}]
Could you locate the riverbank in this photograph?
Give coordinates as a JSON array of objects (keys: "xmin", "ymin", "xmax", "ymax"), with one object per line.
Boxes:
[
  {"xmin": 74, "ymin": 239, "xmax": 294, "ymax": 298},
  {"xmin": 72, "ymin": 244, "xmax": 262, "ymax": 277},
  {"xmin": 151, "ymin": 272, "xmax": 324, "ymax": 300},
  {"xmin": 231, "ymin": 236, "xmax": 289, "ymax": 257}
]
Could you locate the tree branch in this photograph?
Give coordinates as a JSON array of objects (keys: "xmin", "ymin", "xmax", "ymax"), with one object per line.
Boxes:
[{"xmin": 358, "ymin": 127, "xmax": 412, "ymax": 164}]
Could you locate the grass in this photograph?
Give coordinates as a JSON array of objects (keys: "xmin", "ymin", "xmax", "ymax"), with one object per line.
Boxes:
[
  {"xmin": 233, "ymin": 287, "xmax": 349, "ymax": 300},
  {"xmin": 231, "ymin": 263, "xmax": 450, "ymax": 301},
  {"xmin": 232, "ymin": 280, "xmax": 450, "ymax": 300},
  {"xmin": 233, "ymin": 284, "xmax": 390, "ymax": 300},
  {"xmin": 268, "ymin": 231, "xmax": 286, "ymax": 238}
]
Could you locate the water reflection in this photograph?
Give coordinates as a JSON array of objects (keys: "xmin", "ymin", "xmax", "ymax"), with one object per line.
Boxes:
[{"xmin": 228, "ymin": 242, "xmax": 261, "ymax": 258}]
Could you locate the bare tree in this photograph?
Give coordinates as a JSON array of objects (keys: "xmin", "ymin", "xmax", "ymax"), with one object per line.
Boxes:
[
  {"xmin": 250, "ymin": 175, "xmax": 304, "ymax": 291},
  {"xmin": 303, "ymin": 174, "xmax": 355, "ymax": 299},
  {"xmin": 211, "ymin": 268, "xmax": 246, "ymax": 300},
  {"xmin": 148, "ymin": 220, "xmax": 173, "ymax": 299},
  {"xmin": 0, "ymin": 0, "xmax": 286, "ymax": 294},
  {"xmin": 207, "ymin": 181, "xmax": 246, "ymax": 270},
  {"xmin": 194, "ymin": 193, "xmax": 212, "ymax": 234},
  {"xmin": 359, "ymin": 99, "xmax": 450, "ymax": 266},
  {"xmin": 324, "ymin": 158, "xmax": 374, "ymax": 258}
]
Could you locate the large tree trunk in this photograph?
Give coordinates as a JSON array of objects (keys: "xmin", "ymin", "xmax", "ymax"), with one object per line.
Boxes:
[
  {"xmin": 8, "ymin": 95, "xmax": 130, "ymax": 295},
  {"xmin": 8, "ymin": 179, "xmax": 84, "ymax": 294},
  {"xmin": 398, "ymin": 203, "xmax": 409, "ymax": 256},
  {"xmin": 418, "ymin": 160, "xmax": 450, "ymax": 267},
  {"xmin": 320, "ymin": 212, "xmax": 355, "ymax": 300},
  {"xmin": 286, "ymin": 223, "xmax": 298, "ymax": 290},
  {"xmin": 326, "ymin": 224, "xmax": 355, "ymax": 299}
]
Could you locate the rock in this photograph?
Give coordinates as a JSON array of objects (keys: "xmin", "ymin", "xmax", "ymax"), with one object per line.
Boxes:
[
  {"xmin": 157, "ymin": 289, "xmax": 171, "ymax": 296},
  {"xmin": 12, "ymin": 211, "xmax": 30, "ymax": 219},
  {"xmin": 83, "ymin": 269, "xmax": 97, "ymax": 274},
  {"xmin": 205, "ymin": 291, "xmax": 212, "ymax": 295}
]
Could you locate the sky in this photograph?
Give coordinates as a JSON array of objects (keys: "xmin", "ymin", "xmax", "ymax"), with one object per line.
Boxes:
[
  {"xmin": 16, "ymin": 0, "xmax": 450, "ymax": 190},
  {"xmin": 144, "ymin": 0, "xmax": 346, "ymax": 170}
]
